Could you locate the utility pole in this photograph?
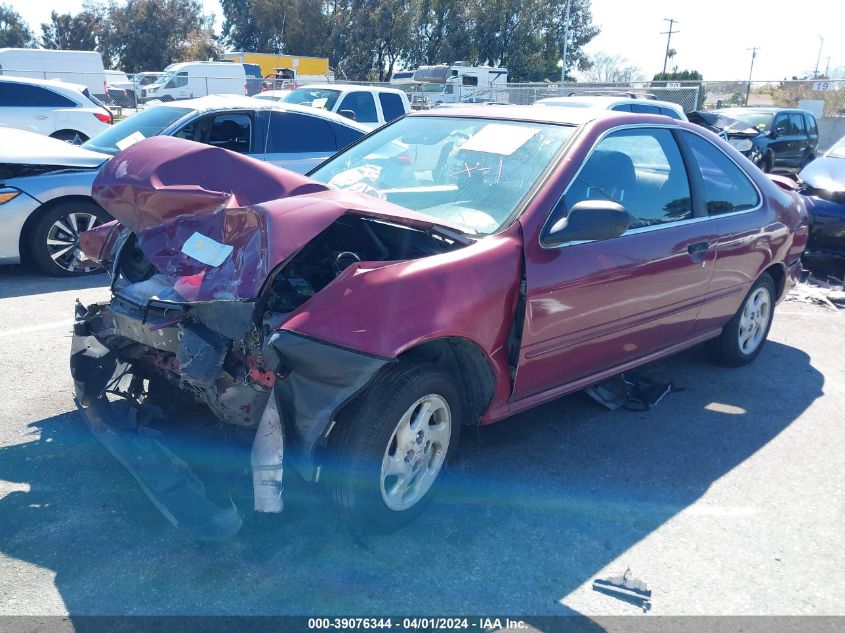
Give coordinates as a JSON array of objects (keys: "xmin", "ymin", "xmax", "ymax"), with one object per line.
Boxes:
[
  {"xmin": 561, "ymin": 0, "xmax": 572, "ymax": 85},
  {"xmin": 814, "ymin": 35, "xmax": 824, "ymax": 77},
  {"xmin": 825, "ymin": 56, "xmax": 831, "ymax": 78},
  {"xmin": 661, "ymin": 18, "xmax": 678, "ymax": 76},
  {"xmin": 745, "ymin": 46, "xmax": 758, "ymax": 106}
]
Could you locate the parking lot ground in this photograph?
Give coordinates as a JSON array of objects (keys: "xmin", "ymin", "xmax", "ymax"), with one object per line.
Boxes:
[{"xmin": 0, "ymin": 264, "xmax": 844, "ymax": 620}]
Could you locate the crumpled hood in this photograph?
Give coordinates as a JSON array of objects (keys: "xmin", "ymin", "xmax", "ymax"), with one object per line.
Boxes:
[
  {"xmin": 800, "ymin": 155, "xmax": 845, "ymax": 193},
  {"xmin": 89, "ymin": 136, "xmax": 459, "ymax": 301}
]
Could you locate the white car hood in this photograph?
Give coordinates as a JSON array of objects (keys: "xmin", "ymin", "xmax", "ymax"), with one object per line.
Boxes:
[{"xmin": 0, "ymin": 127, "xmax": 110, "ymax": 168}]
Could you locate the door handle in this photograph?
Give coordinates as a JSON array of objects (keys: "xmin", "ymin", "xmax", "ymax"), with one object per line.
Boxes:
[{"xmin": 687, "ymin": 241, "xmax": 710, "ymax": 264}]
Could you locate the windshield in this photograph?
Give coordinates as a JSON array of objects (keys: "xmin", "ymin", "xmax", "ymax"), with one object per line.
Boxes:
[
  {"xmin": 282, "ymin": 88, "xmax": 341, "ymax": 110},
  {"xmin": 82, "ymin": 105, "xmax": 192, "ymax": 155},
  {"xmin": 827, "ymin": 136, "xmax": 845, "ymax": 159},
  {"xmin": 421, "ymin": 83, "xmax": 447, "ymax": 93},
  {"xmin": 310, "ymin": 116, "xmax": 574, "ymax": 235},
  {"xmin": 154, "ymin": 71, "xmax": 175, "ymax": 86},
  {"xmin": 719, "ymin": 110, "xmax": 773, "ymax": 133}
]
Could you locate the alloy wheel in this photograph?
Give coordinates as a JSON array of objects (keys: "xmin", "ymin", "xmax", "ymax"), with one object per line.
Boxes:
[
  {"xmin": 738, "ymin": 287, "xmax": 772, "ymax": 355},
  {"xmin": 46, "ymin": 211, "xmax": 102, "ymax": 273}
]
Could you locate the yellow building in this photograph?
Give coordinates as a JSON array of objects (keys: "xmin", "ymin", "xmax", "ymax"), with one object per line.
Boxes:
[{"xmin": 221, "ymin": 52, "xmax": 331, "ymax": 79}]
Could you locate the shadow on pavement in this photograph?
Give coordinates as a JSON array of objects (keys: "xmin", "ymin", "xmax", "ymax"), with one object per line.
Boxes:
[
  {"xmin": 0, "ymin": 264, "xmax": 108, "ymax": 300},
  {"xmin": 0, "ymin": 341, "xmax": 824, "ymax": 619}
]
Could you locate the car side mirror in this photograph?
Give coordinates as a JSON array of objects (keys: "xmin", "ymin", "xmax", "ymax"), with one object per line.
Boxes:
[
  {"xmin": 546, "ymin": 200, "xmax": 632, "ymax": 245},
  {"xmin": 771, "ymin": 126, "xmax": 785, "ymax": 138},
  {"xmin": 339, "ymin": 109, "xmax": 357, "ymax": 121}
]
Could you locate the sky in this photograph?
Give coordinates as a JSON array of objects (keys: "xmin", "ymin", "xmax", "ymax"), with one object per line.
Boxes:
[{"xmin": 9, "ymin": 0, "xmax": 845, "ymax": 80}]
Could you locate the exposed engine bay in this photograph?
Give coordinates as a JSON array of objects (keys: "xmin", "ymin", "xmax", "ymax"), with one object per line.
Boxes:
[{"xmin": 265, "ymin": 215, "xmax": 466, "ymax": 312}]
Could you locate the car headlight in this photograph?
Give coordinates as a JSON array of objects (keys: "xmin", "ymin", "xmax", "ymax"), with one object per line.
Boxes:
[
  {"xmin": 0, "ymin": 189, "xmax": 21, "ymax": 205},
  {"xmin": 729, "ymin": 138, "xmax": 753, "ymax": 152}
]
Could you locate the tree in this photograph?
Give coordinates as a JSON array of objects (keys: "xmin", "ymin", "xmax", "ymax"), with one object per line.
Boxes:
[
  {"xmin": 221, "ymin": 0, "xmax": 329, "ymax": 56},
  {"xmin": 582, "ymin": 52, "xmax": 643, "ymax": 83},
  {"xmin": 97, "ymin": 0, "xmax": 219, "ymax": 73},
  {"xmin": 41, "ymin": 9, "xmax": 99, "ymax": 51},
  {"xmin": 0, "ymin": 4, "xmax": 36, "ymax": 48}
]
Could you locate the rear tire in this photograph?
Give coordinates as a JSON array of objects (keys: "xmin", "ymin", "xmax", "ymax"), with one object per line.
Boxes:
[
  {"xmin": 325, "ymin": 362, "xmax": 461, "ymax": 533},
  {"xmin": 29, "ymin": 200, "xmax": 110, "ymax": 276},
  {"xmin": 708, "ymin": 273, "xmax": 776, "ymax": 367},
  {"xmin": 759, "ymin": 152, "xmax": 774, "ymax": 173}
]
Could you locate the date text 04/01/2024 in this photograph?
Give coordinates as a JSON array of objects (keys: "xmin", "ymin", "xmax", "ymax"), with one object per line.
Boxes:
[{"xmin": 307, "ymin": 618, "xmax": 529, "ymax": 630}]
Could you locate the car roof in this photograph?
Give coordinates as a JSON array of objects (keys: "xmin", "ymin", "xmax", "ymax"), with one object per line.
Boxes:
[
  {"xmin": 717, "ymin": 106, "xmax": 809, "ymax": 114},
  {"xmin": 148, "ymin": 94, "xmax": 370, "ymax": 131},
  {"xmin": 0, "ymin": 74, "xmax": 86, "ymax": 94},
  {"xmin": 412, "ymin": 104, "xmax": 622, "ymax": 126},
  {"xmin": 537, "ymin": 95, "xmax": 684, "ymax": 111},
  {"xmin": 296, "ymin": 83, "xmax": 406, "ymax": 95}
]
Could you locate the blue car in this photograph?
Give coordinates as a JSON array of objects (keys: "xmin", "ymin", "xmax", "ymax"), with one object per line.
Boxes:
[{"xmin": 799, "ymin": 135, "xmax": 845, "ymax": 264}]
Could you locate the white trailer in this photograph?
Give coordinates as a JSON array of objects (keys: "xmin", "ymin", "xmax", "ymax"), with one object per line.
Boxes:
[
  {"xmin": 141, "ymin": 62, "xmax": 247, "ymax": 102},
  {"xmin": 0, "ymin": 48, "xmax": 107, "ymax": 96},
  {"xmin": 409, "ymin": 63, "xmax": 508, "ymax": 106}
]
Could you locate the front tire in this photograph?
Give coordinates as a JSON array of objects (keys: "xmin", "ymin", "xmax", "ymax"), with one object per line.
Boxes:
[
  {"xmin": 29, "ymin": 200, "xmax": 110, "ymax": 276},
  {"xmin": 326, "ymin": 362, "xmax": 460, "ymax": 533},
  {"xmin": 708, "ymin": 273, "xmax": 776, "ymax": 367}
]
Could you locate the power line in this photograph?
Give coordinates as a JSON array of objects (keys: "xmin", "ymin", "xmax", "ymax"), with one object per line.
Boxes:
[{"xmin": 660, "ymin": 18, "xmax": 678, "ymax": 76}]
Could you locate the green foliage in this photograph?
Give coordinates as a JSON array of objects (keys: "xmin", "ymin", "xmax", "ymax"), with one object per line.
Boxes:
[
  {"xmin": 0, "ymin": 3, "xmax": 36, "ymax": 47},
  {"xmin": 652, "ymin": 69, "xmax": 703, "ymax": 81},
  {"xmin": 41, "ymin": 9, "xmax": 99, "ymax": 51},
  {"xmin": 96, "ymin": 0, "xmax": 219, "ymax": 72}
]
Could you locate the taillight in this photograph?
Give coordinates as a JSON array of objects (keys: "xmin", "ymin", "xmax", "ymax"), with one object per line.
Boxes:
[{"xmin": 94, "ymin": 111, "xmax": 113, "ymax": 125}]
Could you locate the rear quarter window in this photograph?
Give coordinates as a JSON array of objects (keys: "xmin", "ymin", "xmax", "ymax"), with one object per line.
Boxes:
[
  {"xmin": 0, "ymin": 83, "xmax": 77, "ymax": 108},
  {"xmin": 682, "ymin": 131, "xmax": 760, "ymax": 215}
]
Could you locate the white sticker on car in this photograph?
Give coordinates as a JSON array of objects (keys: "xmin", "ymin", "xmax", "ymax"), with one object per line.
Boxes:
[
  {"xmin": 459, "ymin": 124, "xmax": 540, "ymax": 155},
  {"xmin": 115, "ymin": 131, "xmax": 146, "ymax": 151},
  {"xmin": 181, "ymin": 232, "xmax": 233, "ymax": 267}
]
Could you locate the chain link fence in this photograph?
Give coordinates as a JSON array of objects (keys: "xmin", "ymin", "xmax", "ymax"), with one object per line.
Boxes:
[{"xmin": 2, "ymin": 67, "xmax": 844, "ymax": 118}]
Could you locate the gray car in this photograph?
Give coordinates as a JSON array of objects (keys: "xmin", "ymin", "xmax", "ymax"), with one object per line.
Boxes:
[{"xmin": 0, "ymin": 95, "xmax": 368, "ymax": 276}]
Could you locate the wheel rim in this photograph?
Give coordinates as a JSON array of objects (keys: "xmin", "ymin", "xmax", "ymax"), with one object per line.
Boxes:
[
  {"xmin": 738, "ymin": 287, "xmax": 772, "ymax": 355},
  {"xmin": 380, "ymin": 394, "xmax": 452, "ymax": 511},
  {"xmin": 46, "ymin": 211, "xmax": 102, "ymax": 273}
]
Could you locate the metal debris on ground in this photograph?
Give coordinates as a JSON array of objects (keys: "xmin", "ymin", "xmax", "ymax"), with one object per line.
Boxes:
[
  {"xmin": 787, "ymin": 273, "xmax": 845, "ymax": 311},
  {"xmin": 592, "ymin": 567, "xmax": 653, "ymax": 612},
  {"xmin": 584, "ymin": 372, "xmax": 673, "ymax": 411}
]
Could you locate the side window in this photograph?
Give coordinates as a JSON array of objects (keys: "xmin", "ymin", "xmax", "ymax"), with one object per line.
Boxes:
[
  {"xmin": 659, "ymin": 106, "xmax": 682, "ymax": 120},
  {"xmin": 173, "ymin": 117, "xmax": 201, "ymax": 140},
  {"xmin": 631, "ymin": 103, "xmax": 661, "ymax": 115},
  {"xmin": 207, "ymin": 113, "xmax": 251, "ymax": 153},
  {"xmin": 462, "ymin": 75, "xmax": 478, "ymax": 86},
  {"xmin": 563, "ymin": 128, "xmax": 692, "ymax": 229},
  {"xmin": 378, "ymin": 93, "xmax": 406, "ymax": 122},
  {"xmin": 338, "ymin": 92, "xmax": 378, "ymax": 123},
  {"xmin": 682, "ymin": 131, "xmax": 760, "ymax": 215},
  {"xmin": 790, "ymin": 113, "xmax": 805, "ymax": 135},
  {"xmin": 267, "ymin": 112, "xmax": 336, "ymax": 153},
  {"xmin": 773, "ymin": 114, "xmax": 790, "ymax": 135},
  {"xmin": 610, "ymin": 103, "xmax": 632, "ymax": 112},
  {"xmin": 805, "ymin": 114, "xmax": 818, "ymax": 136},
  {"xmin": 166, "ymin": 72, "xmax": 188, "ymax": 89},
  {"xmin": 0, "ymin": 83, "xmax": 76, "ymax": 107},
  {"xmin": 332, "ymin": 122, "xmax": 364, "ymax": 150}
]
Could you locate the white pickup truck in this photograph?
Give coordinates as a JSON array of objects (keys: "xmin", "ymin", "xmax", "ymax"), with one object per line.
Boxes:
[{"xmin": 280, "ymin": 84, "xmax": 410, "ymax": 128}]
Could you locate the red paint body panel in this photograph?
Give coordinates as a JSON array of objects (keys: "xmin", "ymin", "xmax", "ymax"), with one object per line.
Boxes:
[{"xmin": 86, "ymin": 113, "xmax": 808, "ymax": 425}]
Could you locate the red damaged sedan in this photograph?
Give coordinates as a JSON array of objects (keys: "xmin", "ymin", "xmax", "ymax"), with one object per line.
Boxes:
[{"xmin": 71, "ymin": 106, "xmax": 808, "ymax": 537}]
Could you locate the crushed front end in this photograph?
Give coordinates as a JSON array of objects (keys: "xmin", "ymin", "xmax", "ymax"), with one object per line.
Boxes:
[{"xmin": 70, "ymin": 136, "xmax": 467, "ymax": 537}]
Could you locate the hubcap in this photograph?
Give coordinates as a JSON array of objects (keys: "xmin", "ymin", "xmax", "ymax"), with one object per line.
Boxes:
[
  {"xmin": 738, "ymin": 287, "xmax": 771, "ymax": 355},
  {"xmin": 46, "ymin": 212, "xmax": 101, "ymax": 273},
  {"xmin": 380, "ymin": 394, "xmax": 452, "ymax": 511}
]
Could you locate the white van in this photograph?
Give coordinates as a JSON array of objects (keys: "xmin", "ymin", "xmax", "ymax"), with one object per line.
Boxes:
[
  {"xmin": 142, "ymin": 62, "xmax": 246, "ymax": 102},
  {"xmin": 0, "ymin": 48, "xmax": 107, "ymax": 96}
]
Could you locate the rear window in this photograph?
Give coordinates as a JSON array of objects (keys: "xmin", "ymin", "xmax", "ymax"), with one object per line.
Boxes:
[
  {"xmin": 378, "ymin": 93, "xmax": 406, "ymax": 122},
  {"xmin": 0, "ymin": 82, "xmax": 77, "ymax": 108}
]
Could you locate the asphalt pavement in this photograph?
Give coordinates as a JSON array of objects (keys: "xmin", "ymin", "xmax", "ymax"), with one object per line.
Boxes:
[{"xmin": 0, "ymin": 263, "xmax": 843, "ymax": 623}]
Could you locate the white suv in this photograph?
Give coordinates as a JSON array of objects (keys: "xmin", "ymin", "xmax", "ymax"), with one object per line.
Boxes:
[
  {"xmin": 0, "ymin": 76, "xmax": 113, "ymax": 142},
  {"xmin": 282, "ymin": 84, "xmax": 411, "ymax": 128},
  {"xmin": 535, "ymin": 95, "xmax": 688, "ymax": 121}
]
